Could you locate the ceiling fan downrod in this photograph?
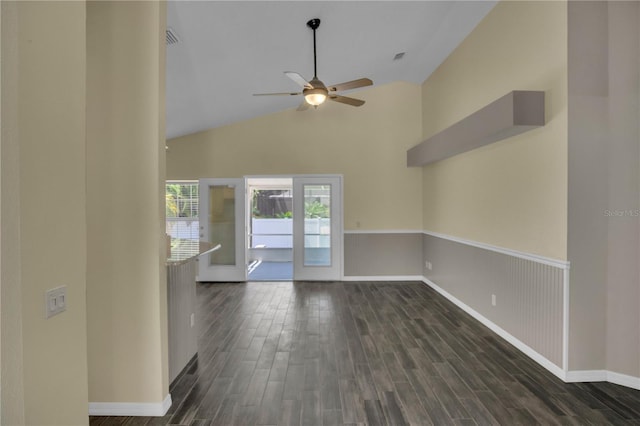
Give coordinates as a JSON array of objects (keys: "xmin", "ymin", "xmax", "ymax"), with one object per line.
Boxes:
[{"xmin": 307, "ymin": 18, "xmax": 321, "ymax": 79}]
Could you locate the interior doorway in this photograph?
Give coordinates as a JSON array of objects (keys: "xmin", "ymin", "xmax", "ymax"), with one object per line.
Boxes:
[
  {"xmin": 247, "ymin": 178, "xmax": 293, "ymax": 281},
  {"xmin": 198, "ymin": 175, "xmax": 342, "ymax": 282}
]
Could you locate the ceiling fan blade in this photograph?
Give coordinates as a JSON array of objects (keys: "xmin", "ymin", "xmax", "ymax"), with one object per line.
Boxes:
[
  {"xmin": 328, "ymin": 95, "xmax": 365, "ymax": 107},
  {"xmin": 284, "ymin": 71, "xmax": 312, "ymax": 88},
  {"xmin": 253, "ymin": 92, "xmax": 301, "ymax": 96},
  {"xmin": 296, "ymin": 101, "xmax": 310, "ymax": 111},
  {"xmin": 328, "ymin": 78, "xmax": 373, "ymax": 92}
]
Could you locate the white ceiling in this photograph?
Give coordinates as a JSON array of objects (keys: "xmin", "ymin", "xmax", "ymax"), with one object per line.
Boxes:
[{"xmin": 166, "ymin": 1, "xmax": 497, "ymax": 139}]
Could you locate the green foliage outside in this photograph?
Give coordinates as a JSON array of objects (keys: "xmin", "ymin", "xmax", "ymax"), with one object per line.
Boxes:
[
  {"xmin": 252, "ymin": 209, "xmax": 293, "ymax": 219},
  {"xmin": 304, "ymin": 201, "xmax": 329, "ymax": 218},
  {"xmin": 166, "ymin": 183, "xmax": 198, "ymax": 218},
  {"xmin": 167, "ymin": 185, "xmax": 329, "ymax": 220}
]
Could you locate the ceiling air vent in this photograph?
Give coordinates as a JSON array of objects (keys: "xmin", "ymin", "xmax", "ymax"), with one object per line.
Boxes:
[{"xmin": 166, "ymin": 28, "xmax": 180, "ymax": 46}]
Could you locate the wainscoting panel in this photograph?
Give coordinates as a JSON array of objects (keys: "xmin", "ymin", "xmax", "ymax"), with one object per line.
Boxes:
[
  {"xmin": 423, "ymin": 233, "xmax": 565, "ymax": 368},
  {"xmin": 344, "ymin": 232, "xmax": 423, "ymax": 277}
]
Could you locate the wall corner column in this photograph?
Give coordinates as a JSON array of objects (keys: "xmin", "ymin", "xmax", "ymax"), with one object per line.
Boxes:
[{"xmin": 87, "ymin": 0, "xmax": 168, "ymax": 410}]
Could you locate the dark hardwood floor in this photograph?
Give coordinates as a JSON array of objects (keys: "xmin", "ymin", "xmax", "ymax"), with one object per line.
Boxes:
[{"xmin": 91, "ymin": 281, "xmax": 640, "ymax": 425}]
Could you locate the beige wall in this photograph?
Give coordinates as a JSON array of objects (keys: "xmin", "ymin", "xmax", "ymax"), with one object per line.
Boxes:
[
  {"xmin": 2, "ymin": 1, "xmax": 169, "ymax": 418},
  {"xmin": 1, "ymin": 1, "xmax": 89, "ymax": 424},
  {"xmin": 167, "ymin": 81, "xmax": 423, "ymax": 231},
  {"xmin": 87, "ymin": 1, "xmax": 168, "ymax": 405},
  {"xmin": 158, "ymin": 0, "xmax": 169, "ymax": 400},
  {"xmin": 421, "ymin": 1, "xmax": 568, "ymax": 261},
  {"xmin": 1, "ymin": 2, "xmax": 26, "ymax": 423}
]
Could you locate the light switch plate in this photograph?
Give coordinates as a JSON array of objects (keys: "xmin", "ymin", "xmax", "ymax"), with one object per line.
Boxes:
[{"xmin": 45, "ymin": 286, "xmax": 67, "ymax": 318}]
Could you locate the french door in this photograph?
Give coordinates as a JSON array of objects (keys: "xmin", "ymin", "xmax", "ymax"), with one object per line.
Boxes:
[
  {"xmin": 198, "ymin": 178, "xmax": 247, "ymax": 282},
  {"xmin": 292, "ymin": 176, "xmax": 342, "ymax": 281},
  {"xmin": 198, "ymin": 175, "xmax": 342, "ymax": 282}
]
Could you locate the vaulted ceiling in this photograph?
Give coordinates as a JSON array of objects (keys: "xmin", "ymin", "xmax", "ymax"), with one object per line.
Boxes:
[{"xmin": 166, "ymin": 1, "xmax": 497, "ymax": 139}]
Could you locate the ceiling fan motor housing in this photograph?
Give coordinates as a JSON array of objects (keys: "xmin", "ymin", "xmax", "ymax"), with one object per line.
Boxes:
[
  {"xmin": 307, "ymin": 18, "xmax": 321, "ymax": 30},
  {"xmin": 307, "ymin": 77, "xmax": 327, "ymax": 91},
  {"xmin": 303, "ymin": 77, "xmax": 328, "ymax": 106}
]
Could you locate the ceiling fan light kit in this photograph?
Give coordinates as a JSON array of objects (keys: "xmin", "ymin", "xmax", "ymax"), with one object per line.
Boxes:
[
  {"xmin": 304, "ymin": 89, "xmax": 327, "ymax": 107},
  {"xmin": 253, "ymin": 18, "xmax": 372, "ymax": 109}
]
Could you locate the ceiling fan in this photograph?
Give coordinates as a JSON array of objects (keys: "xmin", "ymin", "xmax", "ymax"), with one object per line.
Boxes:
[{"xmin": 253, "ymin": 18, "xmax": 373, "ymax": 110}]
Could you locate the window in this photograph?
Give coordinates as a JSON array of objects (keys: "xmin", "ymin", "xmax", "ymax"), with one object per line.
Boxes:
[{"xmin": 166, "ymin": 181, "xmax": 199, "ymax": 241}]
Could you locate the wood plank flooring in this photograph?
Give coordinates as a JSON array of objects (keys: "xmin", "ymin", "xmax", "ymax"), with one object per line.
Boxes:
[{"xmin": 90, "ymin": 281, "xmax": 640, "ymax": 425}]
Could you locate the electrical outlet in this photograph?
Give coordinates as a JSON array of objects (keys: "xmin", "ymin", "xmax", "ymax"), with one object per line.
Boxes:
[
  {"xmin": 491, "ymin": 294, "xmax": 496, "ymax": 306},
  {"xmin": 45, "ymin": 286, "xmax": 67, "ymax": 318},
  {"xmin": 425, "ymin": 260, "xmax": 432, "ymax": 270}
]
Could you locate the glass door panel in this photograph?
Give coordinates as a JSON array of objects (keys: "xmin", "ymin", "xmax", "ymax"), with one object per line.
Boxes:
[
  {"xmin": 293, "ymin": 176, "xmax": 342, "ymax": 281},
  {"xmin": 199, "ymin": 178, "xmax": 246, "ymax": 282},
  {"xmin": 303, "ymin": 184, "xmax": 332, "ymax": 266},
  {"xmin": 208, "ymin": 185, "xmax": 236, "ymax": 266}
]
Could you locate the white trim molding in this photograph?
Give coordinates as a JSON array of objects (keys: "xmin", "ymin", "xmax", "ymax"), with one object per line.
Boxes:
[
  {"xmin": 343, "ymin": 229, "xmax": 570, "ymax": 269},
  {"xmin": 344, "ymin": 229, "xmax": 423, "ymax": 235},
  {"xmin": 342, "ymin": 275, "xmax": 424, "ymax": 282},
  {"xmin": 423, "ymin": 230, "xmax": 570, "ymax": 270},
  {"xmin": 606, "ymin": 371, "xmax": 640, "ymax": 391},
  {"xmin": 564, "ymin": 370, "xmax": 608, "ymax": 383},
  {"xmin": 565, "ymin": 370, "xmax": 640, "ymax": 391},
  {"xmin": 89, "ymin": 394, "xmax": 172, "ymax": 416}
]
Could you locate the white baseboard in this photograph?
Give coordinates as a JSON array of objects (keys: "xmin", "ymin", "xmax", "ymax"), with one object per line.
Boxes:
[
  {"xmin": 89, "ymin": 393, "xmax": 172, "ymax": 416},
  {"xmin": 421, "ymin": 277, "xmax": 566, "ymax": 380},
  {"xmin": 344, "ymin": 229, "xmax": 423, "ymax": 234},
  {"xmin": 566, "ymin": 370, "xmax": 640, "ymax": 391},
  {"xmin": 342, "ymin": 275, "xmax": 424, "ymax": 282},
  {"xmin": 564, "ymin": 370, "xmax": 608, "ymax": 382},
  {"xmin": 607, "ymin": 371, "xmax": 640, "ymax": 390}
]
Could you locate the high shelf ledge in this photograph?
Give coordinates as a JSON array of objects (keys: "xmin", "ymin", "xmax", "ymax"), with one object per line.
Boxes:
[{"xmin": 407, "ymin": 91, "xmax": 545, "ymax": 167}]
